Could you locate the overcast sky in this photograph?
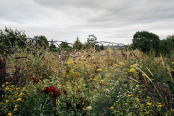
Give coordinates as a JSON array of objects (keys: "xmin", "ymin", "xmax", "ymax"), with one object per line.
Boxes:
[{"xmin": 0, "ymin": 0, "xmax": 174, "ymax": 44}]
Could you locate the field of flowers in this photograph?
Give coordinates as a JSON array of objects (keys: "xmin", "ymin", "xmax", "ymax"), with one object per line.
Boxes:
[{"xmin": 1, "ymin": 47, "xmax": 174, "ymax": 116}]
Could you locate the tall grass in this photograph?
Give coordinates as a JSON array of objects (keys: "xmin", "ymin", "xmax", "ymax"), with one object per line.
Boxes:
[{"xmin": 1, "ymin": 46, "xmax": 174, "ymax": 115}]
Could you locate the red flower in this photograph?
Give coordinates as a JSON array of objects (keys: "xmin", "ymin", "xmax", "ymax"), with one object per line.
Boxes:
[
  {"xmin": 73, "ymin": 73, "xmax": 77, "ymax": 79},
  {"xmin": 43, "ymin": 87, "xmax": 49, "ymax": 94},
  {"xmin": 52, "ymin": 91, "xmax": 61, "ymax": 98},
  {"xmin": 80, "ymin": 97, "xmax": 84, "ymax": 102},
  {"xmin": 76, "ymin": 89, "xmax": 81, "ymax": 93},
  {"xmin": 32, "ymin": 77, "xmax": 39, "ymax": 83},
  {"xmin": 48, "ymin": 86, "xmax": 56, "ymax": 92},
  {"xmin": 102, "ymin": 82, "xmax": 105, "ymax": 86},
  {"xmin": 63, "ymin": 89, "xmax": 67, "ymax": 94},
  {"xmin": 85, "ymin": 100, "xmax": 90, "ymax": 106}
]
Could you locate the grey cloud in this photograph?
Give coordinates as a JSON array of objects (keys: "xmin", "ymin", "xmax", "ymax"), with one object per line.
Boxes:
[
  {"xmin": 33, "ymin": 0, "xmax": 174, "ymax": 26},
  {"xmin": 0, "ymin": 0, "xmax": 174, "ymax": 44},
  {"xmin": 0, "ymin": 0, "xmax": 52, "ymax": 23}
]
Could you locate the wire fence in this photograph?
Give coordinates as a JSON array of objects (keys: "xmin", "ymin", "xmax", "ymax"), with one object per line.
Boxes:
[
  {"xmin": 47, "ymin": 40, "xmax": 124, "ymax": 47},
  {"xmin": 0, "ymin": 36, "xmax": 125, "ymax": 58},
  {"xmin": 1, "ymin": 36, "xmax": 125, "ymax": 48}
]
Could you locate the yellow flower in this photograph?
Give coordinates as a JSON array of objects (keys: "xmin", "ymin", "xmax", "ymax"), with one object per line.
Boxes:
[
  {"xmin": 129, "ymin": 80, "xmax": 133, "ymax": 83},
  {"xmin": 130, "ymin": 64, "xmax": 138, "ymax": 68},
  {"xmin": 124, "ymin": 103, "xmax": 128, "ymax": 105},
  {"xmin": 157, "ymin": 105, "xmax": 162, "ymax": 107},
  {"xmin": 77, "ymin": 86, "xmax": 81, "ymax": 88},
  {"xmin": 6, "ymin": 100, "xmax": 9, "ymax": 103},
  {"xmin": 110, "ymin": 106, "xmax": 114, "ymax": 109},
  {"xmin": 5, "ymin": 86, "xmax": 9, "ymax": 90},
  {"xmin": 5, "ymin": 87, "xmax": 12, "ymax": 92},
  {"xmin": 171, "ymin": 108, "xmax": 174, "ymax": 111},
  {"xmin": 115, "ymin": 101, "xmax": 119, "ymax": 102},
  {"xmin": 96, "ymin": 69, "xmax": 102, "ymax": 72},
  {"xmin": 63, "ymin": 71, "xmax": 66, "ymax": 74},
  {"xmin": 16, "ymin": 98, "xmax": 22, "ymax": 101},
  {"xmin": 14, "ymin": 105, "xmax": 18, "ymax": 108},
  {"xmin": 8, "ymin": 113, "xmax": 12, "ymax": 116},
  {"xmin": 6, "ymin": 82, "xmax": 9, "ymax": 84},
  {"xmin": 83, "ymin": 108, "xmax": 87, "ymax": 111},
  {"xmin": 14, "ymin": 108, "xmax": 18, "ymax": 111},
  {"xmin": 172, "ymin": 62, "xmax": 174, "ymax": 64},
  {"xmin": 146, "ymin": 111, "xmax": 149, "ymax": 114},
  {"xmin": 147, "ymin": 96, "xmax": 151, "ymax": 99},
  {"xmin": 70, "ymin": 69, "xmax": 74, "ymax": 73},
  {"xmin": 128, "ymin": 95, "xmax": 132, "ymax": 97},
  {"xmin": 147, "ymin": 102, "xmax": 152, "ymax": 106},
  {"xmin": 19, "ymin": 93, "xmax": 24, "ymax": 96},
  {"xmin": 15, "ymin": 93, "xmax": 19, "ymax": 96},
  {"xmin": 119, "ymin": 62, "xmax": 124, "ymax": 66},
  {"xmin": 90, "ymin": 74, "xmax": 93, "ymax": 78},
  {"xmin": 136, "ymin": 98, "xmax": 140, "ymax": 102},
  {"xmin": 93, "ymin": 79, "xmax": 97, "ymax": 82},
  {"xmin": 65, "ymin": 62, "xmax": 71, "ymax": 65},
  {"xmin": 2, "ymin": 85, "xmax": 5, "ymax": 87},
  {"xmin": 129, "ymin": 68, "xmax": 136, "ymax": 73}
]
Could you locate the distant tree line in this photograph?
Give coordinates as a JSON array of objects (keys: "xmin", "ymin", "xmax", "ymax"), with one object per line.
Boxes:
[
  {"xmin": 1, "ymin": 27, "xmax": 173, "ymax": 57},
  {"xmin": 47, "ymin": 34, "xmax": 105, "ymax": 52},
  {"xmin": 131, "ymin": 31, "xmax": 174, "ymax": 57},
  {"xmin": 0, "ymin": 28, "xmax": 105, "ymax": 56}
]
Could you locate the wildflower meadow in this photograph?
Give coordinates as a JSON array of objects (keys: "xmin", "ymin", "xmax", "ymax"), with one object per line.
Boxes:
[{"xmin": 1, "ymin": 44, "xmax": 174, "ymax": 116}]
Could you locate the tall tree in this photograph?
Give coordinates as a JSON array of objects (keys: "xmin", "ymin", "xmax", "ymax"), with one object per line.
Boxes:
[
  {"xmin": 132, "ymin": 31, "xmax": 160, "ymax": 55},
  {"xmin": 160, "ymin": 35, "xmax": 174, "ymax": 56},
  {"xmin": 0, "ymin": 27, "xmax": 27, "ymax": 55},
  {"xmin": 59, "ymin": 41, "xmax": 72, "ymax": 51},
  {"xmin": 0, "ymin": 27, "xmax": 27, "ymax": 47},
  {"xmin": 73, "ymin": 37, "xmax": 83, "ymax": 50},
  {"xmin": 34, "ymin": 35, "xmax": 49, "ymax": 47},
  {"xmin": 87, "ymin": 34, "xmax": 97, "ymax": 45},
  {"xmin": 84, "ymin": 34, "xmax": 97, "ymax": 49},
  {"xmin": 49, "ymin": 40, "xmax": 57, "ymax": 52}
]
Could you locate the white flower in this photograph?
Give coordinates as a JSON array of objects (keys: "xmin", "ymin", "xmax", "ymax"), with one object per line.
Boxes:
[{"xmin": 87, "ymin": 106, "xmax": 92, "ymax": 111}]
